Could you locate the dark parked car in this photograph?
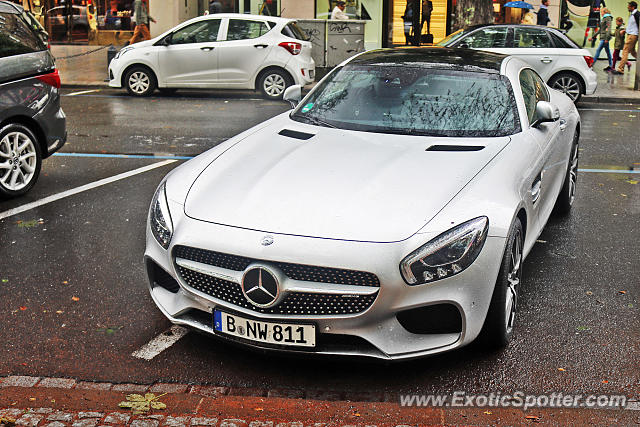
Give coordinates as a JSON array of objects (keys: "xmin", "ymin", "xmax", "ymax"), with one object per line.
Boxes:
[{"xmin": 0, "ymin": 1, "xmax": 66, "ymax": 198}]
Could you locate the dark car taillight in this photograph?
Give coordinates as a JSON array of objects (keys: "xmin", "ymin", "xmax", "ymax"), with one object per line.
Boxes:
[
  {"xmin": 279, "ymin": 41, "xmax": 301, "ymax": 55},
  {"xmin": 583, "ymin": 56, "xmax": 595, "ymax": 68},
  {"xmin": 36, "ymin": 69, "xmax": 61, "ymax": 89}
]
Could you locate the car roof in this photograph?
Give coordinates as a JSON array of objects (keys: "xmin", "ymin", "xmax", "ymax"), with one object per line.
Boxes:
[
  {"xmin": 199, "ymin": 13, "xmax": 293, "ymax": 23},
  {"xmin": 464, "ymin": 23, "xmax": 566, "ymax": 33},
  {"xmin": 348, "ymin": 47, "xmax": 507, "ymax": 73}
]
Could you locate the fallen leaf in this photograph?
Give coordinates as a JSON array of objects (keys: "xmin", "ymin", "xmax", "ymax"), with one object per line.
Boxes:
[
  {"xmin": 56, "ymin": 310, "xmax": 63, "ymax": 314},
  {"xmin": 576, "ymin": 326, "xmax": 590, "ymax": 331},
  {"xmin": 619, "ymin": 291, "xmax": 627, "ymax": 294},
  {"xmin": 19, "ymin": 307, "xmax": 26, "ymax": 311},
  {"xmin": 621, "ymin": 193, "xmax": 628, "ymax": 197},
  {"xmin": 557, "ymin": 368, "xmax": 566, "ymax": 371},
  {"xmin": 71, "ymin": 296, "xmax": 79, "ymax": 301},
  {"xmin": 586, "ymin": 291, "xmax": 593, "ymax": 295},
  {"xmin": 1, "ymin": 279, "xmax": 7, "ymax": 283},
  {"xmin": 119, "ymin": 393, "xmax": 167, "ymax": 414},
  {"xmin": 602, "ymin": 380, "xmax": 609, "ymax": 383},
  {"xmin": 28, "ymin": 398, "xmax": 35, "ymax": 401},
  {"xmin": 254, "ymin": 408, "xmax": 264, "ymax": 412},
  {"xmin": 62, "ymin": 281, "xmax": 68, "ymax": 285},
  {"xmin": 484, "ymin": 410, "xmax": 493, "ymax": 415},
  {"xmin": 354, "ymin": 412, "xmax": 361, "ymax": 417},
  {"xmin": 625, "ymin": 179, "xmax": 638, "ymax": 185},
  {"xmin": 525, "ymin": 415, "xmax": 541, "ymax": 421}
]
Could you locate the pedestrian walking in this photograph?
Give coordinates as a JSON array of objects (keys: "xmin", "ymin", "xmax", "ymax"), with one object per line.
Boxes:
[
  {"xmin": 330, "ymin": 1, "xmax": 349, "ymax": 20},
  {"xmin": 613, "ymin": 1, "xmax": 639, "ymax": 75},
  {"xmin": 611, "ymin": 17, "xmax": 632, "ymax": 70},
  {"xmin": 402, "ymin": 3, "xmax": 413, "ymax": 45},
  {"xmin": 591, "ymin": 7, "xmax": 613, "ymax": 70},
  {"xmin": 537, "ymin": 0, "xmax": 551, "ymax": 26},
  {"xmin": 208, "ymin": 0, "xmax": 222, "ymax": 14},
  {"xmin": 421, "ymin": 0, "xmax": 433, "ymax": 34},
  {"xmin": 128, "ymin": 0, "xmax": 155, "ymax": 46}
]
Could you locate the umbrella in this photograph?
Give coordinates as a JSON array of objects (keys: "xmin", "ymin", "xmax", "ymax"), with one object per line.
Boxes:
[{"xmin": 504, "ymin": 1, "xmax": 534, "ymax": 9}]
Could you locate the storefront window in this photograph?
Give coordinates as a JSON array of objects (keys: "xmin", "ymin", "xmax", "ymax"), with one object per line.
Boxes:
[
  {"xmin": 316, "ymin": 0, "xmax": 362, "ymax": 20},
  {"xmin": 385, "ymin": 0, "xmax": 446, "ymax": 46}
]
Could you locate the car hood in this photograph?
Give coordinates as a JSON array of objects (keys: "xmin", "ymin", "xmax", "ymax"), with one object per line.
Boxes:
[{"xmin": 184, "ymin": 117, "xmax": 511, "ymax": 243}]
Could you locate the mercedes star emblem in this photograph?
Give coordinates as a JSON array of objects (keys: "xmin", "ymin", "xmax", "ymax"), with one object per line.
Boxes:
[{"xmin": 241, "ymin": 267, "xmax": 280, "ymax": 308}]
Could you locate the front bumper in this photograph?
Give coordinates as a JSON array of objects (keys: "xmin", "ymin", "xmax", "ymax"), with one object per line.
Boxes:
[
  {"xmin": 108, "ymin": 59, "xmax": 123, "ymax": 88},
  {"xmin": 145, "ymin": 204, "xmax": 505, "ymax": 360}
]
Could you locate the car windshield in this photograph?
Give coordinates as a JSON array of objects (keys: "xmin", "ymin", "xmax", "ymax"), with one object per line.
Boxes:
[
  {"xmin": 436, "ymin": 29, "xmax": 465, "ymax": 46},
  {"xmin": 291, "ymin": 65, "xmax": 519, "ymax": 137}
]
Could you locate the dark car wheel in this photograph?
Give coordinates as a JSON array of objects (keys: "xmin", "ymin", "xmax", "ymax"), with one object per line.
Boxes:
[
  {"xmin": 548, "ymin": 73, "xmax": 584, "ymax": 103},
  {"xmin": 0, "ymin": 124, "xmax": 42, "ymax": 198},
  {"xmin": 479, "ymin": 217, "xmax": 523, "ymax": 349},
  {"xmin": 258, "ymin": 69, "xmax": 291, "ymax": 100},
  {"xmin": 553, "ymin": 130, "xmax": 579, "ymax": 216},
  {"xmin": 125, "ymin": 66, "xmax": 157, "ymax": 97}
]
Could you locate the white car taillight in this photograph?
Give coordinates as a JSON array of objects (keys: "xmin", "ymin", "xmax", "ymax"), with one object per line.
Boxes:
[{"xmin": 279, "ymin": 41, "xmax": 302, "ymax": 55}]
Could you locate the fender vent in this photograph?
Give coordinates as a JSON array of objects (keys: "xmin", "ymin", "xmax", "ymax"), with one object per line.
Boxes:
[
  {"xmin": 426, "ymin": 145, "xmax": 485, "ymax": 152},
  {"xmin": 278, "ymin": 129, "xmax": 315, "ymax": 140}
]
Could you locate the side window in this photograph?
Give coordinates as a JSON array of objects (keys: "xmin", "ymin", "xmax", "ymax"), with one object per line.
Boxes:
[
  {"xmin": 226, "ymin": 19, "xmax": 270, "ymax": 41},
  {"xmin": 520, "ymin": 69, "xmax": 549, "ymax": 124},
  {"xmin": 458, "ymin": 27, "xmax": 508, "ymax": 48},
  {"xmin": 513, "ymin": 28, "xmax": 552, "ymax": 48},
  {"xmin": 549, "ymin": 32, "xmax": 572, "ymax": 48},
  {"xmin": 0, "ymin": 12, "xmax": 44, "ymax": 58},
  {"xmin": 171, "ymin": 19, "xmax": 220, "ymax": 44}
]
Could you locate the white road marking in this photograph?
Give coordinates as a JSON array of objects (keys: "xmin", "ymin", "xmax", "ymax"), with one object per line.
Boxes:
[
  {"xmin": 132, "ymin": 325, "xmax": 189, "ymax": 360},
  {"xmin": 65, "ymin": 89, "xmax": 101, "ymax": 96},
  {"xmin": 0, "ymin": 159, "xmax": 176, "ymax": 221}
]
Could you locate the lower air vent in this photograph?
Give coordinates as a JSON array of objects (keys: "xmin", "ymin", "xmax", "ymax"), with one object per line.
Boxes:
[
  {"xmin": 396, "ymin": 304, "xmax": 462, "ymax": 334},
  {"xmin": 147, "ymin": 260, "xmax": 180, "ymax": 293},
  {"xmin": 426, "ymin": 145, "xmax": 484, "ymax": 152},
  {"xmin": 279, "ymin": 129, "xmax": 315, "ymax": 140}
]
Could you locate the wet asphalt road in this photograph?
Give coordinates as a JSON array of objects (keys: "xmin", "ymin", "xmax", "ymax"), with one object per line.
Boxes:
[{"xmin": 0, "ymin": 89, "xmax": 638, "ymax": 399}]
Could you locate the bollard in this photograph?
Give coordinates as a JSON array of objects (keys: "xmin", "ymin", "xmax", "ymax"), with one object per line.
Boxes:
[{"xmin": 106, "ymin": 45, "xmax": 117, "ymax": 66}]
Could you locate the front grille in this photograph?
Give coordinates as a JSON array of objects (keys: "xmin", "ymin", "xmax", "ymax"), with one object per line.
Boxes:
[
  {"xmin": 174, "ymin": 245, "xmax": 380, "ymax": 287},
  {"xmin": 176, "ymin": 265, "xmax": 377, "ymax": 316}
]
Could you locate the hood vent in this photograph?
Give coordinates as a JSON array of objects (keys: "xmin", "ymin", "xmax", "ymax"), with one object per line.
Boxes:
[
  {"xmin": 278, "ymin": 129, "xmax": 315, "ymax": 141},
  {"xmin": 426, "ymin": 145, "xmax": 485, "ymax": 152}
]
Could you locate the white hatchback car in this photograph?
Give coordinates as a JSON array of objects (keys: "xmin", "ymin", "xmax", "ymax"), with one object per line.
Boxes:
[
  {"xmin": 108, "ymin": 14, "xmax": 315, "ymax": 99},
  {"xmin": 438, "ymin": 24, "xmax": 597, "ymax": 102}
]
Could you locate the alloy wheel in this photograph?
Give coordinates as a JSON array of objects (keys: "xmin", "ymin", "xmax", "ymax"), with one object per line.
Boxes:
[
  {"xmin": 0, "ymin": 131, "xmax": 38, "ymax": 192},
  {"xmin": 263, "ymin": 73, "xmax": 286, "ymax": 97},
  {"xmin": 568, "ymin": 143, "xmax": 579, "ymax": 205},
  {"xmin": 504, "ymin": 228, "xmax": 522, "ymax": 334},
  {"xmin": 552, "ymin": 76, "xmax": 580, "ymax": 101},
  {"xmin": 128, "ymin": 71, "xmax": 150, "ymax": 95}
]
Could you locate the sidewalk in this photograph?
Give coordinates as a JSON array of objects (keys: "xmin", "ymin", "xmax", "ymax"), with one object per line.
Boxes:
[
  {"xmin": 1, "ymin": 376, "xmax": 639, "ymax": 426},
  {"xmin": 50, "ymin": 45, "xmax": 640, "ymax": 103}
]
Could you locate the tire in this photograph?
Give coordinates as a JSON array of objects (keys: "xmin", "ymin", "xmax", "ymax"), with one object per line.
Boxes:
[
  {"xmin": 548, "ymin": 73, "xmax": 584, "ymax": 103},
  {"xmin": 479, "ymin": 217, "xmax": 523, "ymax": 349},
  {"xmin": 258, "ymin": 68, "xmax": 291, "ymax": 100},
  {"xmin": 125, "ymin": 66, "xmax": 157, "ymax": 97},
  {"xmin": 553, "ymin": 130, "xmax": 579, "ymax": 216},
  {"xmin": 0, "ymin": 124, "xmax": 42, "ymax": 199}
]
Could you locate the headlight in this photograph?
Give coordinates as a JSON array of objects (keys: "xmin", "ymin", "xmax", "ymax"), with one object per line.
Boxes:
[
  {"xmin": 150, "ymin": 183, "xmax": 173, "ymax": 249},
  {"xmin": 400, "ymin": 217, "xmax": 489, "ymax": 285},
  {"xmin": 114, "ymin": 46, "xmax": 133, "ymax": 59}
]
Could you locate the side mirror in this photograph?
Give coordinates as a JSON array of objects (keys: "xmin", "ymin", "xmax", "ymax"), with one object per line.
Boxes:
[
  {"xmin": 283, "ymin": 84, "xmax": 302, "ymax": 108},
  {"xmin": 458, "ymin": 42, "xmax": 469, "ymax": 49},
  {"xmin": 531, "ymin": 101, "xmax": 560, "ymax": 128}
]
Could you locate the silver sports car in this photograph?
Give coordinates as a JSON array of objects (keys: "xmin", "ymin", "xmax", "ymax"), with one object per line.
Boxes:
[{"xmin": 145, "ymin": 48, "xmax": 580, "ymax": 360}]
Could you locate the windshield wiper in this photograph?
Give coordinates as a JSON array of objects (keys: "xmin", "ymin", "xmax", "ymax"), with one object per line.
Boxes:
[{"xmin": 291, "ymin": 113, "xmax": 336, "ymax": 128}]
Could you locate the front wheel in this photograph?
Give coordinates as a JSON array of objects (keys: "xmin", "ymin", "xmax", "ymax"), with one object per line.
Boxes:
[
  {"xmin": 553, "ymin": 131, "xmax": 579, "ymax": 216},
  {"xmin": 125, "ymin": 66, "xmax": 157, "ymax": 97},
  {"xmin": 0, "ymin": 124, "xmax": 42, "ymax": 198},
  {"xmin": 548, "ymin": 73, "xmax": 584, "ymax": 103},
  {"xmin": 479, "ymin": 217, "xmax": 523, "ymax": 349},
  {"xmin": 258, "ymin": 69, "xmax": 291, "ymax": 100}
]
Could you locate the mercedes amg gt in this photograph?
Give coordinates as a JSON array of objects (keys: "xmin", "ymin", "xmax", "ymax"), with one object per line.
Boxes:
[{"xmin": 144, "ymin": 48, "xmax": 580, "ymax": 360}]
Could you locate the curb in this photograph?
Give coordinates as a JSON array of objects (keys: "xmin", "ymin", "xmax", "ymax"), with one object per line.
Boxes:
[
  {"xmin": 1, "ymin": 377, "xmax": 639, "ymax": 426},
  {"xmin": 579, "ymin": 95, "xmax": 640, "ymax": 104}
]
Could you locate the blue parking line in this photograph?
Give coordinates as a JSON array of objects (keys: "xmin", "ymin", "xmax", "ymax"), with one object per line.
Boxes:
[
  {"xmin": 52, "ymin": 152, "xmax": 193, "ymax": 160},
  {"xmin": 51, "ymin": 153, "xmax": 640, "ymax": 174}
]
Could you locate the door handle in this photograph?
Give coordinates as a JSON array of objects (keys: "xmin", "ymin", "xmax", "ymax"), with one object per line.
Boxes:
[
  {"xmin": 200, "ymin": 46, "xmax": 215, "ymax": 51},
  {"xmin": 540, "ymin": 56, "xmax": 553, "ymax": 64},
  {"xmin": 254, "ymin": 44, "xmax": 268, "ymax": 49},
  {"xmin": 559, "ymin": 118, "xmax": 567, "ymax": 131}
]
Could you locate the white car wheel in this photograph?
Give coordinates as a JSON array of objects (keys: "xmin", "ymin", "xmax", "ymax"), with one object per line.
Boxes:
[
  {"xmin": 549, "ymin": 73, "xmax": 583, "ymax": 102},
  {"xmin": 259, "ymin": 70, "xmax": 290, "ymax": 100},
  {"xmin": 125, "ymin": 67, "xmax": 157, "ymax": 97}
]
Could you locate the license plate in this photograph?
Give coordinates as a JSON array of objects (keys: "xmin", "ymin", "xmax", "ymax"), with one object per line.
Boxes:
[{"xmin": 213, "ymin": 310, "xmax": 316, "ymax": 348}]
